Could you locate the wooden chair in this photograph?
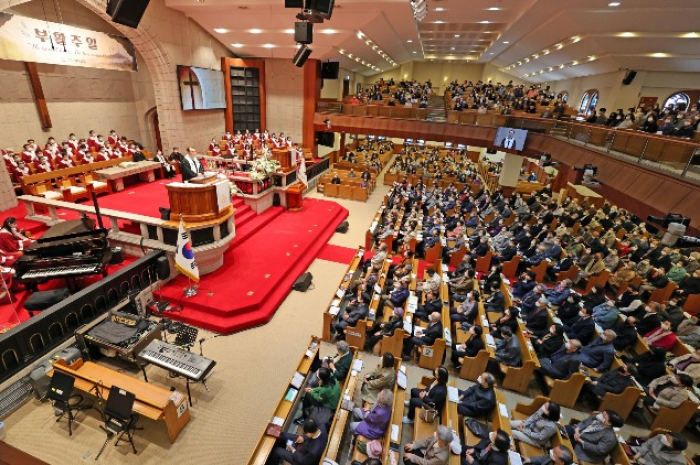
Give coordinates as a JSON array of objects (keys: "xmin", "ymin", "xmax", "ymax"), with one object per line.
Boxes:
[
  {"xmin": 78, "ymin": 173, "xmax": 111, "ymax": 196},
  {"xmin": 583, "ymin": 270, "xmax": 610, "ymax": 293},
  {"xmin": 28, "ymin": 181, "xmax": 63, "ymax": 200},
  {"xmin": 457, "ymin": 347, "xmax": 490, "ymax": 382},
  {"xmin": 648, "ymin": 398, "xmax": 699, "ymax": 433},
  {"xmin": 416, "ymin": 338, "xmax": 446, "ymax": 371},
  {"xmin": 511, "ymin": 396, "xmax": 550, "ymax": 458},
  {"xmin": 648, "ymin": 281, "xmax": 678, "ymax": 304},
  {"xmin": 345, "ymin": 319, "xmax": 369, "ymax": 350},
  {"xmin": 59, "ymin": 178, "xmax": 89, "ymax": 203},
  {"xmin": 500, "ymin": 326, "xmax": 539, "ymax": 394},
  {"xmin": 683, "ymin": 293, "xmax": 700, "ymax": 315},
  {"xmin": 379, "ymin": 328, "xmax": 405, "ymax": 359},
  {"xmin": 531, "ymin": 260, "xmax": 549, "ymax": 283},
  {"xmin": 413, "ymin": 375, "xmax": 441, "ymax": 442},
  {"xmin": 475, "ymin": 251, "xmax": 493, "ymax": 273},
  {"xmin": 543, "ymin": 372, "xmax": 586, "ymax": 409},
  {"xmin": 425, "ymin": 241, "xmax": 442, "ymax": 264},
  {"xmin": 556, "ymin": 264, "xmax": 579, "ymax": 283},
  {"xmin": 448, "ymin": 246, "xmax": 468, "ymax": 268}
]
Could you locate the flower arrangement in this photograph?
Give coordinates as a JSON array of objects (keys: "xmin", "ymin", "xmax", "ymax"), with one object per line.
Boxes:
[
  {"xmin": 229, "ymin": 181, "xmax": 241, "ymax": 196},
  {"xmin": 249, "ymin": 155, "xmax": 280, "ymax": 181}
]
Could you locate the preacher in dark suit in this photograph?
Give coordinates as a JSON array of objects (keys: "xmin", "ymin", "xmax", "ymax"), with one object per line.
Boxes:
[
  {"xmin": 180, "ymin": 147, "xmax": 205, "ymax": 182},
  {"xmin": 500, "ymin": 130, "xmax": 517, "ymax": 150}
]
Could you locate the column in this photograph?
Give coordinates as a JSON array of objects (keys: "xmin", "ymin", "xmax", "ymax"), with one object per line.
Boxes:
[
  {"xmin": 302, "ymin": 59, "xmax": 321, "ymax": 157},
  {"xmin": 498, "ymin": 153, "xmax": 523, "ymax": 196}
]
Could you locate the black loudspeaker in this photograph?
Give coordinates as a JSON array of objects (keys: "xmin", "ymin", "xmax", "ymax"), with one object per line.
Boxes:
[
  {"xmin": 622, "ymin": 70, "xmax": 637, "ymax": 85},
  {"xmin": 321, "ymin": 62, "xmax": 340, "ymax": 79},
  {"xmin": 107, "ymin": 0, "xmax": 151, "ymax": 28},
  {"xmin": 159, "ymin": 206, "xmax": 171, "ymax": 220},
  {"xmin": 317, "ymin": 131, "xmax": 335, "ymax": 147},
  {"xmin": 307, "ymin": 0, "xmax": 334, "ymax": 19},
  {"xmin": 295, "ymin": 22, "xmax": 313, "ymax": 44},
  {"xmin": 273, "ymin": 193, "xmax": 281, "ymax": 207},
  {"xmin": 293, "ymin": 44, "xmax": 312, "ymax": 67},
  {"xmin": 292, "ymin": 272, "xmax": 313, "ymax": 292},
  {"xmin": 486, "ymin": 148, "xmax": 497, "ymax": 154},
  {"xmin": 336, "ymin": 220, "xmax": 349, "ymax": 233},
  {"xmin": 285, "ymin": 0, "xmax": 303, "ymax": 7},
  {"xmin": 156, "ymin": 256, "xmax": 170, "ymax": 280}
]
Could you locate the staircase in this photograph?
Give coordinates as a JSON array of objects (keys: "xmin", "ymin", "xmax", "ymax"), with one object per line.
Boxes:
[
  {"xmin": 426, "ymin": 95, "xmax": 447, "ymax": 121},
  {"xmin": 232, "ymin": 196, "xmax": 256, "ymax": 229}
]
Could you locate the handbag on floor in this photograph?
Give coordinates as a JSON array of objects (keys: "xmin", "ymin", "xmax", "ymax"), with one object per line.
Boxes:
[{"xmin": 466, "ymin": 418, "xmax": 489, "ymax": 439}]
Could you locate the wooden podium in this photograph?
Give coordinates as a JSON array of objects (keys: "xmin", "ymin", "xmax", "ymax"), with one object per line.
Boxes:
[
  {"xmin": 271, "ymin": 148, "xmax": 295, "ymax": 170},
  {"xmin": 286, "ymin": 183, "xmax": 305, "ymax": 212},
  {"xmin": 166, "ymin": 177, "xmax": 232, "ymax": 223}
]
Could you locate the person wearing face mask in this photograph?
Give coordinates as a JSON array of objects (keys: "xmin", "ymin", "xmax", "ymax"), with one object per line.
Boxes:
[
  {"xmin": 565, "ymin": 410, "xmax": 624, "ymax": 464},
  {"xmin": 591, "ymin": 300, "xmax": 620, "ymax": 330},
  {"xmin": 612, "ymin": 316, "xmax": 639, "ymax": 351},
  {"xmin": 460, "ymin": 429, "xmax": 510, "ymax": 465},
  {"xmin": 564, "ymin": 307, "xmax": 595, "ymax": 345},
  {"xmin": 676, "ymin": 314, "xmax": 700, "ymax": 349},
  {"xmin": 544, "ymin": 280, "xmax": 573, "ymax": 307},
  {"xmin": 402, "ymin": 312, "xmax": 443, "ymax": 361},
  {"xmin": 580, "ymin": 330, "xmax": 617, "ymax": 373},
  {"xmin": 640, "ymin": 116, "xmax": 659, "ymax": 133},
  {"xmin": 451, "ymin": 290, "xmax": 479, "ymax": 325},
  {"xmin": 524, "ymin": 298, "xmax": 551, "ymax": 338},
  {"xmin": 484, "ymin": 281, "xmax": 505, "ymax": 314},
  {"xmin": 0, "ymin": 217, "xmax": 33, "ymax": 255},
  {"xmin": 269, "ymin": 417, "xmax": 328, "ymax": 465},
  {"xmin": 644, "ymin": 319, "xmax": 677, "ymax": 351},
  {"xmin": 510, "ymin": 401, "xmax": 561, "ymax": 447},
  {"xmin": 457, "ymin": 372, "xmax": 496, "ymax": 417},
  {"xmin": 452, "ymin": 324, "xmax": 486, "ymax": 369},
  {"xmin": 584, "ymin": 364, "xmax": 634, "ymax": 401},
  {"xmin": 533, "ymin": 324, "xmax": 565, "ymax": 358},
  {"xmin": 539, "ymin": 339, "xmax": 582, "ymax": 380},
  {"xmin": 365, "ymin": 307, "xmax": 404, "ymax": 355},
  {"xmin": 645, "ymin": 373, "xmax": 694, "ymax": 409},
  {"xmin": 632, "ymin": 432, "xmax": 687, "ymax": 465},
  {"xmin": 403, "ymin": 424, "xmax": 453, "ymax": 465},
  {"xmin": 403, "ymin": 366, "xmax": 448, "ymax": 424},
  {"xmin": 518, "ymin": 284, "xmax": 546, "ymax": 316},
  {"xmin": 581, "ymin": 285, "xmax": 606, "ymax": 312},
  {"xmin": 557, "ymin": 293, "xmax": 583, "ymax": 326},
  {"xmin": 675, "ymin": 119, "xmax": 696, "ymax": 138},
  {"xmin": 523, "ymin": 444, "xmax": 574, "ymax": 465},
  {"xmin": 494, "ymin": 327, "xmax": 521, "ymax": 367},
  {"xmin": 636, "ymin": 302, "xmax": 662, "ymax": 336},
  {"xmin": 512, "ymin": 272, "xmax": 537, "ymax": 299}
]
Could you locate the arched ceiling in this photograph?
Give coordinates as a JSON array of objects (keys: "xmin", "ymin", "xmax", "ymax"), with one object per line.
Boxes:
[{"xmin": 165, "ymin": 0, "xmax": 700, "ymax": 81}]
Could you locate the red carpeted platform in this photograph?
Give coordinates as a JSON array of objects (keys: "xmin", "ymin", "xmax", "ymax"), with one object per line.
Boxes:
[
  {"xmin": 317, "ymin": 243, "xmax": 359, "ymax": 264},
  {"xmin": 159, "ymin": 198, "xmax": 349, "ymax": 334}
]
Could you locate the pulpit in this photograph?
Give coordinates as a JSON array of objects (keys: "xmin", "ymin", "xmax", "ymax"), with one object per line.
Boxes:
[
  {"xmin": 166, "ymin": 177, "xmax": 232, "ymax": 223},
  {"xmin": 271, "ymin": 148, "xmax": 295, "ymax": 170},
  {"xmin": 286, "ymin": 183, "xmax": 305, "ymax": 212}
]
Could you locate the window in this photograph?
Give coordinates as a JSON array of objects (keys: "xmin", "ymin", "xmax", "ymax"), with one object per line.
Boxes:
[
  {"xmin": 579, "ymin": 89, "xmax": 599, "ymax": 114},
  {"xmin": 663, "ymin": 92, "xmax": 690, "ymax": 111}
]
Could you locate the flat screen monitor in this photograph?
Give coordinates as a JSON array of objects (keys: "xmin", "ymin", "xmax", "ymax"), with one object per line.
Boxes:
[
  {"xmin": 405, "ymin": 138, "xmax": 414, "ymax": 144},
  {"xmin": 378, "ymin": 136, "xmax": 386, "ymax": 141},
  {"xmin": 494, "ymin": 127, "xmax": 528, "ymax": 151},
  {"xmin": 416, "ymin": 139, "xmax": 425, "ymax": 145},
  {"xmin": 457, "ymin": 144, "xmax": 466, "ymax": 150},
  {"xmin": 177, "ymin": 65, "xmax": 226, "ymax": 110},
  {"xmin": 444, "ymin": 142, "xmax": 453, "ymax": 148},
  {"xmin": 367, "ymin": 135, "xmax": 376, "ymax": 140}
]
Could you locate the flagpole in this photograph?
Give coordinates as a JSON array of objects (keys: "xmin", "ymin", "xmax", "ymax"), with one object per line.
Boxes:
[{"xmin": 179, "ymin": 214, "xmax": 199, "ymax": 298}]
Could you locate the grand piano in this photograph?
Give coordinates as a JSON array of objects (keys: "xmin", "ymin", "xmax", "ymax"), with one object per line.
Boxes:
[{"xmin": 15, "ymin": 219, "xmax": 112, "ymax": 288}]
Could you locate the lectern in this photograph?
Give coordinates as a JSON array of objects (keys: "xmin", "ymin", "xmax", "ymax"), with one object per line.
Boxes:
[{"xmin": 166, "ymin": 176, "xmax": 232, "ymax": 223}]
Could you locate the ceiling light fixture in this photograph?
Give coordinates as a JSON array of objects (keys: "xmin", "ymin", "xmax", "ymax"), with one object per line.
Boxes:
[
  {"xmin": 502, "ymin": 41, "xmax": 510, "ymax": 44},
  {"xmin": 434, "ymin": 20, "xmax": 444, "ymax": 24},
  {"xmin": 231, "ymin": 43, "xmax": 243, "ymax": 48},
  {"xmin": 407, "ymin": 40, "xmax": 413, "ymax": 43},
  {"xmin": 608, "ymin": 2, "xmax": 621, "ymax": 6},
  {"xmin": 321, "ymin": 29, "xmax": 337, "ymax": 34},
  {"xmin": 651, "ymin": 52, "xmax": 668, "ymax": 57},
  {"xmin": 619, "ymin": 32, "xmax": 636, "ymax": 37},
  {"xmin": 487, "ymin": 7, "xmax": 501, "ymax": 11},
  {"xmin": 263, "ymin": 44, "xmax": 275, "ymax": 48},
  {"xmin": 250, "ymin": 29, "xmax": 262, "ymax": 34},
  {"xmin": 480, "ymin": 21, "xmax": 491, "ymax": 24},
  {"xmin": 455, "ymin": 34, "xmax": 460, "ymax": 37},
  {"xmin": 411, "ymin": 0, "xmax": 428, "ymax": 21},
  {"xmin": 214, "ymin": 28, "xmax": 227, "ymax": 33},
  {"xmin": 682, "ymin": 32, "xmax": 699, "ymax": 38}
]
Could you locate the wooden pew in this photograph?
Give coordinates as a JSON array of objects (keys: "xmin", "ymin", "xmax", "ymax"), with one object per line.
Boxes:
[
  {"xmin": 322, "ymin": 249, "xmax": 364, "ymax": 341},
  {"xmin": 52, "ymin": 358, "xmax": 190, "ymax": 444},
  {"xmin": 247, "ymin": 338, "xmax": 321, "ymax": 464}
]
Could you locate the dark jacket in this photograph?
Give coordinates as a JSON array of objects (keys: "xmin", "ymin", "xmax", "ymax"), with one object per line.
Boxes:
[
  {"xmin": 423, "ymin": 382, "xmax": 448, "ymax": 415},
  {"xmin": 485, "ymin": 290, "xmax": 505, "ymax": 313},
  {"xmin": 590, "ymin": 369, "xmax": 634, "ymax": 398},
  {"xmin": 457, "ymin": 385, "xmax": 496, "ymax": 417},
  {"xmin": 612, "ymin": 320, "xmax": 638, "ymax": 351},
  {"xmin": 420, "ymin": 321, "xmax": 444, "ymax": 346},
  {"xmin": 462, "ymin": 437, "xmax": 509, "ymax": 465},
  {"xmin": 331, "ymin": 352, "xmax": 353, "ymax": 382},
  {"xmin": 580, "ymin": 337, "xmax": 615, "ymax": 372},
  {"xmin": 495, "ymin": 336, "xmax": 521, "ymax": 367},
  {"xmin": 525, "ymin": 308, "xmax": 550, "ymax": 337},
  {"xmin": 571, "ymin": 415, "xmax": 618, "ymax": 463},
  {"xmin": 536, "ymin": 333, "xmax": 565, "ymax": 359},
  {"xmin": 565, "ymin": 316, "xmax": 595, "ymax": 345},
  {"xmin": 539, "ymin": 347, "xmax": 580, "ymax": 379},
  {"xmin": 636, "ymin": 312, "xmax": 661, "ymax": 336}
]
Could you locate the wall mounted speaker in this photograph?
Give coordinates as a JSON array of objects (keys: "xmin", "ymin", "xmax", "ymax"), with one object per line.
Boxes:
[
  {"xmin": 622, "ymin": 70, "xmax": 637, "ymax": 85},
  {"xmin": 285, "ymin": 0, "xmax": 304, "ymax": 7},
  {"xmin": 321, "ymin": 61, "xmax": 340, "ymax": 79},
  {"xmin": 306, "ymin": 0, "xmax": 335, "ymax": 19},
  {"xmin": 107, "ymin": 0, "xmax": 151, "ymax": 29},
  {"xmin": 293, "ymin": 44, "xmax": 312, "ymax": 67},
  {"xmin": 295, "ymin": 22, "xmax": 313, "ymax": 44}
]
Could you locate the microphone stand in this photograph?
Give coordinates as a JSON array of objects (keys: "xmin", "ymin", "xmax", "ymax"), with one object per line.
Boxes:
[{"xmin": 198, "ymin": 333, "xmax": 223, "ymax": 357}]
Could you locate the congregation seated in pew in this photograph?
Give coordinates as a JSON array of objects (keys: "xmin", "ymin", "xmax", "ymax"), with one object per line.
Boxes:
[
  {"xmin": 267, "ymin": 418, "xmax": 328, "ymax": 465},
  {"xmin": 564, "ymin": 410, "xmax": 625, "ymax": 464},
  {"xmin": 402, "ymin": 366, "xmax": 448, "ymax": 425}
]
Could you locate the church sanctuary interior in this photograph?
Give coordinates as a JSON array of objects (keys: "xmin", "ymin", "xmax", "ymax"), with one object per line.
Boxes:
[{"xmin": 3, "ymin": 0, "xmax": 700, "ymax": 463}]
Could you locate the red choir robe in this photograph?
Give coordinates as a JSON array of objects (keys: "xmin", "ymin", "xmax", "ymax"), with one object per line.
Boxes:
[
  {"xmin": 22, "ymin": 151, "xmax": 36, "ymax": 163},
  {"xmin": 0, "ymin": 229, "xmax": 31, "ymax": 253},
  {"xmin": 108, "ymin": 135, "xmax": 119, "ymax": 146},
  {"xmin": 67, "ymin": 140, "xmax": 79, "ymax": 152},
  {"xmin": 96, "ymin": 152, "xmax": 111, "ymax": 162},
  {"xmin": 59, "ymin": 158, "xmax": 74, "ymax": 169},
  {"xmin": 35, "ymin": 162, "xmax": 52, "ymax": 174}
]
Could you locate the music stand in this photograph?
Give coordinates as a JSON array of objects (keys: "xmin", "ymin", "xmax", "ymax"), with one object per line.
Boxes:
[
  {"xmin": 95, "ymin": 386, "xmax": 138, "ymax": 460},
  {"xmin": 174, "ymin": 324, "xmax": 198, "ymax": 350},
  {"xmin": 47, "ymin": 371, "xmax": 82, "ymax": 436}
]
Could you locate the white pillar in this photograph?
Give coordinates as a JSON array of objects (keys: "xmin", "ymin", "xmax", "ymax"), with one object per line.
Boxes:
[{"xmin": 499, "ymin": 153, "xmax": 523, "ymax": 189}]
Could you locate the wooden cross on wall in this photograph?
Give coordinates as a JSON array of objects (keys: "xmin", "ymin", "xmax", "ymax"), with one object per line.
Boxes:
[{"xmin": 183, "ymin": 70, "xmax": 200, "ymax": 110}]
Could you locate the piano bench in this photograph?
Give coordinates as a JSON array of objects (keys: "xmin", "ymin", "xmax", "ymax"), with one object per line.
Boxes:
[{"xmin": 24, "ymin": 288, "xmax": 71, "ymax": 316}]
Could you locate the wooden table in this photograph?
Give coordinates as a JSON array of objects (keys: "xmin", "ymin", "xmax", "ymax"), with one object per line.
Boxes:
[
  {"xmin": 51, "ymin": 359, "xmax": 190, "ymax": 443},
  {"xmin": 95, "ymin": 161, "xmax": 162, "ymax": 191},
  {"xmin": 566, "ymin": 182, "xmax": 604, "ymax": 208},
  {"xmin": 0, "ymin": 441, "xmax": 49, "ymax": 465}
]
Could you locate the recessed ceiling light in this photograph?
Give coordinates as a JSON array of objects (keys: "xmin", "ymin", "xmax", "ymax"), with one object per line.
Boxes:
[
  {"xmin": 489, "ymin": 52, "xmax": 494, "ymax": 55},
  {"xmin": 651, "ymin": 52, "xmax": 668, "ymax": 57},
  {"xmin": 321, "ymin": 29, "xmax": 337, "ymax": 34},
  {"xmin": 231, "ymin": 43, "xmax": 243, "ymax": 48},
  {"xmin": 455, "ymin": 34, "xmax": 460, "ymax": 38},
  {"xmin": 214, "ymin": 28, "xmax": 227, "ymax": 33},
  {"xmin": 502, "ymin": 41, "xmax": 510, "ymax": 44},
  {"xmin": 348, "ymin": 53, "xmax": 353, "ymax": 58},
  {"xmin": 608, "ymin": 2, "xmax": 621, "ymax": 6},
  {"xmin": 413, "ymin": 51, "xmax": 417, "ymax": 53},
  {"xmin": 250, "ymin": 29, "xmax": 262, "ymax": 34},
  {"xmin": 263, "ymin": 44, "xmax": 275, "ymax": 48},
  {"xmin": 682, "ymin": 32, "xmax": 699, "ymax": 38},
  {"xmin": 357, "ymin": 31, "xmax": 364, "ymax": 39},
  {"xmin": 434, "ymin": 20, "xmax": 444, "ymax": 24},
  {"xmin": 434, "ymin": 7, "xmax": 445, "ymax": 11},
  {"xmin": 618, "ymin": 32, "xmax": 636, "ymax": 37},
  {"xmin": 407, "ymin": 40, "xmax": 413, "ymax": 43},
  {"xmin": 480, "ymin": 21, "xmax": 491, "ymax": 24},
  {"xmin": 486, "ymin": 7, "xmax": 501, "ymax": 11},
  {"xmin": 451, "ymin": 47, "xmax": 455, "ymax": 50}
]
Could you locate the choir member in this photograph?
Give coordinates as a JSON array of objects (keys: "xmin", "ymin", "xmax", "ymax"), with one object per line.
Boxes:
[{"xmin": 0, "ymin": 217, "xmax": 33, "ymax": 254}]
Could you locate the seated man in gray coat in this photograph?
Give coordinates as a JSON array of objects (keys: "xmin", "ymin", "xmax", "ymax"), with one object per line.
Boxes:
[
  {"xmin": 564, "ymin": 410, "xmax": 624, "ymax": 464},
  {"xmin": 523, "ymin": 444, "xmax": 574, "ymax": 465},
  {"xmin": 495, "ymin": 327, "xmax": 521, "ymax": 367}
]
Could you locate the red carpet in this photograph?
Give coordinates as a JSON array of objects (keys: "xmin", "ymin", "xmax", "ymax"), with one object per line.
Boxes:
[
  {"xmin": 317, "ymin": 244, "xmax": 359, "ymax": 264},
  {"xmin": 159, "ymin": 198, "xmax": 349, "ymax": 334}
]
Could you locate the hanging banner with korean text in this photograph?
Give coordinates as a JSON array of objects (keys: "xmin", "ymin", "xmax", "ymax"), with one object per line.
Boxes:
[{"xmin": 0, "ymin": 13, "xmax": 137, "ymax": 72}]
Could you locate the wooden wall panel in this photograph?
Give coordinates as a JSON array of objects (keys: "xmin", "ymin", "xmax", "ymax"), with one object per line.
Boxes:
[
  {"xmin": 303, "ymin": 59, "xmax": 321, "ymax": 155},
  {"xmin": 221, "ymin": 57, "xmax": 266, "ymax": 133}
]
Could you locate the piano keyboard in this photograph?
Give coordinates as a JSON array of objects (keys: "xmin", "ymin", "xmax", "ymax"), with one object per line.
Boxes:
[
  {"xmin": 138, "ymin": 340, "xmax": 216, "ymax": 382},
  {"xmin": 21, "ymin": 264, "xmax": 102, "ymax": 280}
]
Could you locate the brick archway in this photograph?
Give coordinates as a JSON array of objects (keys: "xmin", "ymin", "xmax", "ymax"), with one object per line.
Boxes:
[{"xmin": 0, "ymin": 0, "xmax": 185, "ymax": 150}]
